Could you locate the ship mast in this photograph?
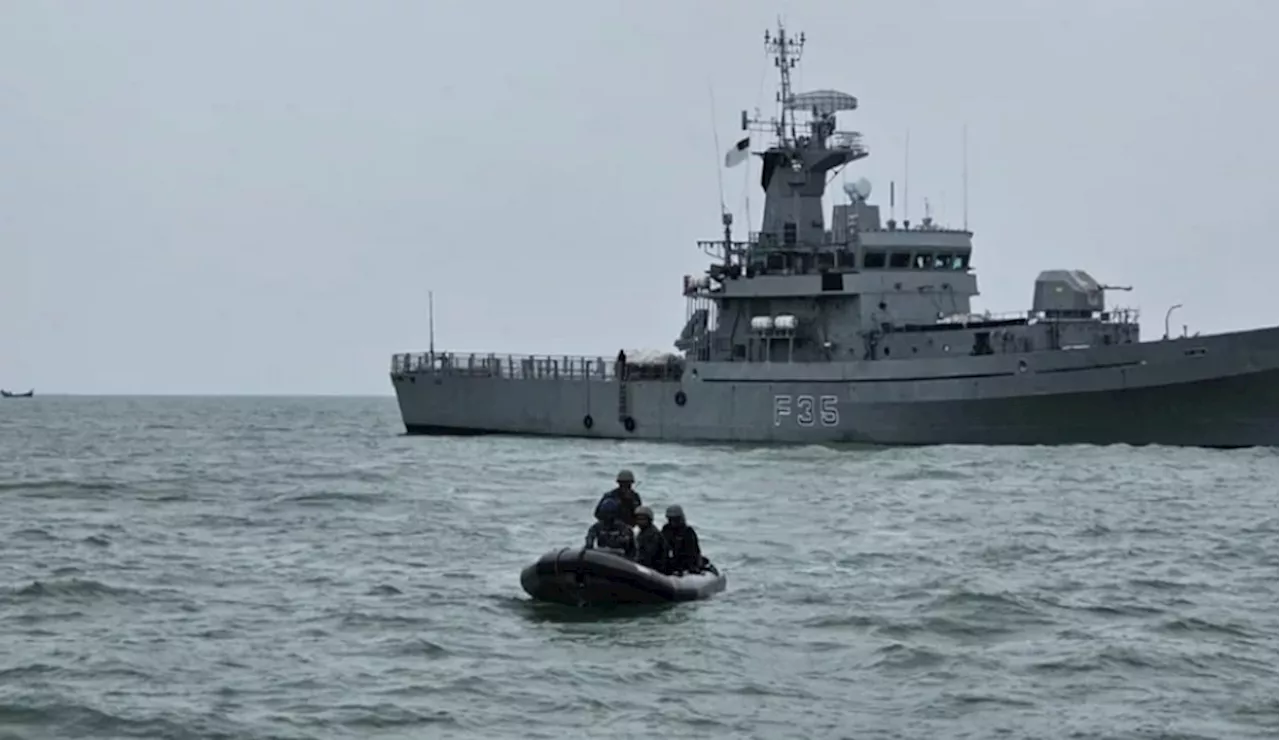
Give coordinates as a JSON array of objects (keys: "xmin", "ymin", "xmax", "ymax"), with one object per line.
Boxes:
[
  {"xmin": 765, "ymin": 23, "xmax": 805, "ymax": 148},
  {"xmin": 737, "ymin": 23, "xmax": 865, "ymax": 250}
]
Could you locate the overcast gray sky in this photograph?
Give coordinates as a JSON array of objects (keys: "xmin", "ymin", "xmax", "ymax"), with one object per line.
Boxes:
[{"xmin": 2, "ymin": 0, "xmax": 1275, "ymax": 395}]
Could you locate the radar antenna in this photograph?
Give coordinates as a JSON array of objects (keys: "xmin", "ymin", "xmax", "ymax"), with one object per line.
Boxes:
[{"xmin": 843, "ymin": 177, "xmax": 872, "ymax": 202}]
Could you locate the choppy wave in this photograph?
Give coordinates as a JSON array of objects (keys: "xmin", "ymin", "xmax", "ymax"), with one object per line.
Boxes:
[{"xmin": 0, "ymin": 395, "xmax": 1276, "ymax": 739}]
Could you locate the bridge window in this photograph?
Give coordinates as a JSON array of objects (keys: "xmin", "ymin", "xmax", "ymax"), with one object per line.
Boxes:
[
  {"xmin": 864, "ymin": 251, "xmax": 886, "ymax": 268},
  {"xmin": 837, "ymin": 250, "xmax": 855, "ymax": 268},
  {"xmin": 783, "ymin": 222, "xmax": 797, "ymax": 245},
  {"xmin": 913, "ymin": 253, "xmax": 932, "ymax": 269},
  {"xmin": 889, "ymin": 252, "xmax": 911, "ymax": 268},
  {"xmin": 818, "ymin": 251, "xmax": 835, "ymax": 270},
  {"xmin": 930, "ymin": 253, "xmax": 969, "ymax": 270}
]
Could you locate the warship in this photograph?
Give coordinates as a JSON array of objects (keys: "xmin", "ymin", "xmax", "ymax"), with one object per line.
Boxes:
[{"xmin": 390, "ymin": 24, "xmax": 1277, "ymax": 448}]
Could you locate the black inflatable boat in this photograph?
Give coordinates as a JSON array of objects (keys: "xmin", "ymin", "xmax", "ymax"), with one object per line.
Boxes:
[{"xmin": 520, "ymin": 546, "xmax": 728, "ymax": 606}]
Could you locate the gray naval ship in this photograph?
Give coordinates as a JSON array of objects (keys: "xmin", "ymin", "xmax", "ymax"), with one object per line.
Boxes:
[{"xmin": 391, "ymin": 24, "xmax": 1277, "ymax": 448}]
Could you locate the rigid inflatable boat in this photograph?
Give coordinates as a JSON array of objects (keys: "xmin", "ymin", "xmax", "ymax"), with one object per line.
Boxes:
[{"xmin": 520, "ymin": 546, "xmax": 728, "ymax": 606}]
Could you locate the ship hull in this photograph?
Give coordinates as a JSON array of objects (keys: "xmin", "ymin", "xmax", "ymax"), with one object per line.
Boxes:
[{"xmin": 391, "ymin": 327, "xmax": 1278, "ymax": 449}]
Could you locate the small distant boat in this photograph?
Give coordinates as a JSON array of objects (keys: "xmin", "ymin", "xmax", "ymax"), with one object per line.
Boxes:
[{"xmin": 0, "ymin": 389, "xmax": 34, "ymax": 398}]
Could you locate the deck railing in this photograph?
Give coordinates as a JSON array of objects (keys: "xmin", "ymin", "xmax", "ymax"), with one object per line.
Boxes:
[
  {"xmin": 390, "ymin": 309, "xmax": 1141, "ymax": 379},
  {"xmin": 937, "ymin": 307, "xmax": 1140, "ymax": 326},
  {"xmin": 391, "ymin": 352, "xmax": 625, "ymax": 381}
]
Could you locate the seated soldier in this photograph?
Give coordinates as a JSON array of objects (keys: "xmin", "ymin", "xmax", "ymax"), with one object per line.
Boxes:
[
  {"xmin": 632, "ymin": 505, "xmax": 669, "ymax": 573},
  {"xmin": 584, "ymin": 497, "xmax": 636, "ymax": 559},
  {"xmin": 661, "ymin": 504, "xmax": 703, "ymax": 575}
]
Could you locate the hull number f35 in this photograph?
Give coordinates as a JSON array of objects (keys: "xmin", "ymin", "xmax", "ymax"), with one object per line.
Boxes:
[{"xmin": 773, "ymin": 395, "xmax": 839, "ymax": 427}]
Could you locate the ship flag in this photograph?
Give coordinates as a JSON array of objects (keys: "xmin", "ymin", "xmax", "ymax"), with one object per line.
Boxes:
[{"xmin": 724, "ymin": 136, "xmax": 750, "ymax": 168}]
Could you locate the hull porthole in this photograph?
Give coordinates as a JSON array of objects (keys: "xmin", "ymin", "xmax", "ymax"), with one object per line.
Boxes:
[
  {"xmin": 622, "ymin": 416, "xmax": 636, "ymax": 433},
  {"xmin": 674, "ymin": 390, "xmax": 687, "ymax": 407},
  {"xmin": 583, "ymin": 414, "xmax": 594, "ymax": 429}
]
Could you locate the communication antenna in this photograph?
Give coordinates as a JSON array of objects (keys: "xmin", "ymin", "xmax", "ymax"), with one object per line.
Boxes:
[
  {"xmin": 428, "ymin": 290, "xmax": 435, "ymax": 355},
  {"xmin": 962, "ymin": 123, "xmax": 969, "ymax": 231},
  {"xmin": 707, "ymin": 82, "xmax": 728, "ymax": 220},
  {"xmin": 903, "ymin": 128, "xmax": 911, "ymax": 224}
]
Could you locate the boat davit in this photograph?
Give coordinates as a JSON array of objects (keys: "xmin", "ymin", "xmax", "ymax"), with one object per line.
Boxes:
[{"xmin": 520, "ymin": 547, "xmax": 727, "ymax": 606}]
